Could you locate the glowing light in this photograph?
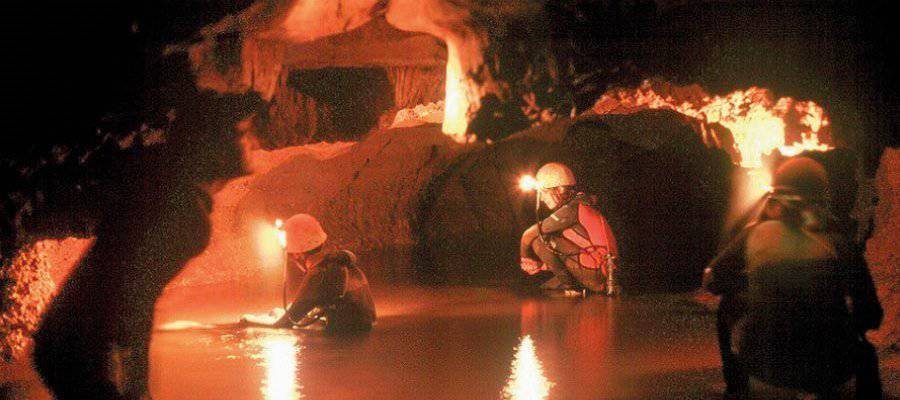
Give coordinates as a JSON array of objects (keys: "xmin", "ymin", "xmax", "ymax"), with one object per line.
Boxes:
[
  {"xmin": 779, "ymin": 132, "xmax": 831, "ymax": 156},
  {"xmin": 502, "ymin": 335, "xmax": 554, "ymax": 400},
  {"xmin": 157, "ymin": 320, "xmax": 214, "ymax": 331},
  {"xmin": 519, "ymin": 175, "xmax": 541, "ymax": 192},
  {"xmin": 596, "ymin": 81, "xmax": 833, "ymax": 169},
  {"xmin": 254, "ymin": 221, "xmax": 284, "ymax": 269},
  {"xmin": 727, "ymin": 166, "xmax": 775, "ymax": 230},
  {"xmin": 259, "ymin": 334, "xmax": 301, "ymax": 400},
  {"xmin": 442, "ymin": 41, "xmax": 470, "ymax": 143},
  {"xmin": 275, "ymin": 219, "xmax": 287, "ymax": 249},
  {"xmin": 747, "ymin": 168, "xmax": 774, "ymax": 198}
]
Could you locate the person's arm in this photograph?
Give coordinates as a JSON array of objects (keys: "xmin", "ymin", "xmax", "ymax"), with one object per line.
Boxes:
[
  {"xmin": 520, "ymin": 224, "xmax": 540, "ymax": 258},
  {"xmin": 520, "ymin": 202, "xmax": 578, "ymax": 257},
  {"xmin": 273, "ymin": 267, "xmax": 329, "ymax": 328},
  {"xmin": 273, "ymin": 253, "xmax": 352, "ymax": 328},
  {"xmin": 838, "ymin": 241, "xmax": 883, "ymax": 332},
  {"xmin": 538, "ymin": 202, "xmax": 578, "ymax": 234},
  {"xmin": 703, "ymin": 223, "xmax": 757, "ymax": 295}
]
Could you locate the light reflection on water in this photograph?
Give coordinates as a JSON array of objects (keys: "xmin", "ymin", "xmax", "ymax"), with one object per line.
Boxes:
[
  {"xmin": 247, "ymin": 331, "xmax": 302, "ymax": 400},
  {"xmin": 502, "ymin": 335, "xmax": 554, "ymax": 400}
]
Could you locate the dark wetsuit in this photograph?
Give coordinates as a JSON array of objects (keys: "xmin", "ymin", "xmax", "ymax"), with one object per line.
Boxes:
[
  {"xmin": 276, "ymin": 250, "xmax": 375, "ymax": 334},
  {"xmin": 33, "ymin": 183, "xmax": 212, "ymax": 400},
  {"xmin": 706, "ymin": 220, "xmax": 882, "ymax": 398},
  {"xmin": 526, "ymin": 193, "xmax": 618, "ymax": 292}
]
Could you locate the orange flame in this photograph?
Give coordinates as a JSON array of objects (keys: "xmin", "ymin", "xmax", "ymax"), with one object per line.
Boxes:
[
  {"xmin": 442, "ymin": 42, "xmax": 471, "ymax": 143},
  {"xmin": 594, "ymin": 80, "xmax": 832, "ymax": 169}
]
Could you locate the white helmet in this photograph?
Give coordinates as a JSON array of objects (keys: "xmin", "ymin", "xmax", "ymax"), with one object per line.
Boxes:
[
  {"xmin": 284, "ymin": 214, "xmax": 328, "ymax": 253},
  {"xmin": 536, "ymin": 162, "xmax": 576, "ymax": 189}
]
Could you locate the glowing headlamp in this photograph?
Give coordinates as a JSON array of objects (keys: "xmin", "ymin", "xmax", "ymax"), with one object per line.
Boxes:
[
  {"xmin": 275, "ymin": 219, "xmax": 287, "ymax": 249},
  {"xmin": 519, "ymin": 175, "xmax": 542, "ymax": 192}
]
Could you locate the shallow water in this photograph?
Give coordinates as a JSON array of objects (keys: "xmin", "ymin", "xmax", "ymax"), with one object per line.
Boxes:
[
  {"xmin": 4, "ymin": 286, "xmax": 895, "ymax": 399},
  {"xmin": 149, "ymin": 287, "xmax": 723, "ymax": 400}
]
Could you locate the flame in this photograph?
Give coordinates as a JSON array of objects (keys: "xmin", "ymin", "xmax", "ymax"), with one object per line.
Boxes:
[
  {"xmin": 442, "ymin": 41, "xmax": 471, "ymax": 143},
  {"xmin": 502, "ymin": 335, "xmax": 554, "ymax": 400},
  {"xmin": 595, "ymin": 81, "xmax": 833, "ymax": 169}
]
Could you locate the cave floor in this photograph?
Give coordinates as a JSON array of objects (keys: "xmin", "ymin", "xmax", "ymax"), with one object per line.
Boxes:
[{"xmin": 2, "ymin": 286, "xmax": 897, "ymax": 400}]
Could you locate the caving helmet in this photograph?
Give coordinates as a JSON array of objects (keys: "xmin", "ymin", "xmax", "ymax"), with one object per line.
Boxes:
[
  {"xmin": 771, "ymin": 157, "xmax": 829, "ymax": 205},
  {"xmin": 536, "ymin": 162, "xmax": 576, "ymax": 189},
  {"xmin": 284, "ymin": 214, "xmax": 328, "ymax": 254}
]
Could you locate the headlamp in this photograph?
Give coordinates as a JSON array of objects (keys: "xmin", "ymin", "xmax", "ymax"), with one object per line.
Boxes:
[
  {"xmin": 275, "ymin": 219, "xmax": 286, "ymax": 249},
  {"xmin": 519, "ymin": 175, "xmax": 542, "ymax": 192}
]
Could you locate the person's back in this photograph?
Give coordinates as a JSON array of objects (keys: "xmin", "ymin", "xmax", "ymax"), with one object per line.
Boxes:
[
  {"xmin": 546, "ymin": 194, "xmax": 618, "ymax": 292},
  {"xmin": 273, "ymin": 249, "xmax": 376, "ymax": 334},
  {"xmin": 705, "ymin": 156, "xmax": 883, "ymax": 399},
  {"xmin": 33, "ymin": 179, "xmax": 213, "ymax": 400},
  {"xmin": 315, "ymin": 250, "xmax": 376, "ymax": 333},
  {"xmin": 737, "ymin": 220, "xmax": 856, "ymax": 391}
]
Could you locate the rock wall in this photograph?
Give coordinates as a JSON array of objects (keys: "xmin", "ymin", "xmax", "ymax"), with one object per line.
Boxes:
[
  {"xmin": 0, "ymin": 244, "xmax": 53, "ymax": 362},
  {"xmin": 866, "ymin": 148, "xmax": 900, "ymax": 349},
  {"xmin": 260, "ymin": 65, "xmax": 443, "ymax": 148},
  {"xmin": 417, "ymin": 110, "xmax": 734, "ymax": 291},
  {"xmin": 4, "ymin": 119, "xmax": 897, "ymax": 363},
  {"xmin": 167, "ymin": 125, "xmax": 463, "ymax": 291}
]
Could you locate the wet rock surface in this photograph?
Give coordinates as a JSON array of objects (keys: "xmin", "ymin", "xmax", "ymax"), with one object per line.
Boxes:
[
  {"xmin": 0, "ymin": 245, "xmax": 53, "ymax": 362},
  {"xmin": 418, "ymin": 110, "xmax": 733, "ymax": 291},
  {"xmin": 867, "ymin": 148, "xmax": 900, "ymax": 349}
]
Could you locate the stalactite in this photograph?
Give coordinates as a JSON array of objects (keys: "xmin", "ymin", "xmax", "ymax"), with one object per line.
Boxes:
[{"xmin": 386, "ymin": 66, "xmax": 445, "ymax": 110}]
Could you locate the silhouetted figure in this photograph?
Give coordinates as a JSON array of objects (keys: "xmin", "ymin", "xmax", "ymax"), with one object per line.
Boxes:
[
  {"xmin": 705, "ymin": 157, "xmax": 883, "ymax": 399},
  {"xmin": 32, "ymin": 92, "xmax": 256, "ymax": 399}
]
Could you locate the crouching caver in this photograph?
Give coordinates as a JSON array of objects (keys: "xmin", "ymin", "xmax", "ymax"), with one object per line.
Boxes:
[
  {"xmin": 519, "ymin": 163, "xmax": 619, "ymax": 294},
  {"xmin": 268, "ymin": 214, "xmax": 375, "ymax": 333},
  {"xmin": 704, "ymin": 157, "xmax": 883, "ymax": 399}
]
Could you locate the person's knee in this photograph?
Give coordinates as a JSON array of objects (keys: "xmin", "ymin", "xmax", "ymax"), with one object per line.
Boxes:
[
  {"xmin": 531, "ymin": 237, "xmax": 562, "ymax": 265},
  {"xmin": 529, "ymin": 238, "xmax": 549, "ymax": 258}
]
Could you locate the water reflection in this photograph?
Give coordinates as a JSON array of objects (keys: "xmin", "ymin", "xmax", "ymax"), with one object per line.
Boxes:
[
  {"xmin": 502, "ymin": 335, "xmax": 554, "ymax": 400},
  {"xmin": 252, "ymin": 332, "xmax": 302, "ymax": 400},
  {"xmin": 517, "ymin": 298, "xmax": 616, "ymax": 399}
]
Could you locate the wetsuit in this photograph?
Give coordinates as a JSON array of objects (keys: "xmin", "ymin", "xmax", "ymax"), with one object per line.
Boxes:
[
  {"xmin": 275, "ymin": 250, "xmax": 375, "ymax": 334},
  {"xmin": 707, "ymin": 220, "xmax": 883, "ymax": 398},
  {"xmin": 33, "ymin": 183, "xmax": 212, "ymax": 400},
  {"xmin": 525, "ymin": 193, "xmax": 618, "ymax": 292},
  {"xmin": 703, "ymin": 236, "xmax": 749, "ymax": 396}
]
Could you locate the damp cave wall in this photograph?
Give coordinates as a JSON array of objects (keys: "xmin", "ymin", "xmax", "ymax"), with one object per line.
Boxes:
[
  {"xmin": 2, "ymin": 0, "xmax": 899, "ymax": 361},
  {"xmin": 472, "ymin": 1, "xmax": 899, "ymax": 175},
  {"xmin": 415, "ymin": 110, "xmax": 734, "ymax": 292},
  {"xmin": 260, "ymin": 65, "xmax": 445, "ymax": 148}
]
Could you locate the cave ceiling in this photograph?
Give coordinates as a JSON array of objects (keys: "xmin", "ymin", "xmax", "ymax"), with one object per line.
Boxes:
[{"xmin": 1, "ymin": 0, "xmax": 897, "ymax": 253}]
